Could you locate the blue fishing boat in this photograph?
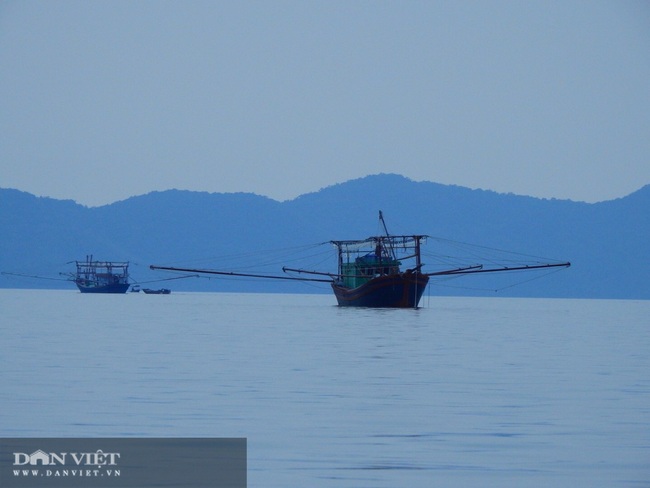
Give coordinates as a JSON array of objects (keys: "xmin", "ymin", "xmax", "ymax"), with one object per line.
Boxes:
[{"xmin": 74, "ymin": 256, "xmax": 130, "ymax": 293}]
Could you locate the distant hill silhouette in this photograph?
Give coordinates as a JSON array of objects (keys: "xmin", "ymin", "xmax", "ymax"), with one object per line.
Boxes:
[{"xmin": 2, "ymin": 174, "xmax": 648, "ymax": 299}]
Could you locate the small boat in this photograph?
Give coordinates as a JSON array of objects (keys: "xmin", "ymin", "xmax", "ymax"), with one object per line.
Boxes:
[
  {"xmin": 73, "ymin": 256, "xmax": 130, "ymax": 294},
  {"xmin": 142, "ymin": 288, "xmax": 171, "ymax": 294},
  {"xmin": 150, "ymin": 211, "xmax": 570, "ymax": 308}
]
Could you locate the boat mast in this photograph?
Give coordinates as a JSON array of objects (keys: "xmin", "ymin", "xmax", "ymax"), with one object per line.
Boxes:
[
  {"xmin": 379, "ymin": 210, "xmax": 390, "ymax": 236},
  {"xmin": 378, "ymin": 210, "xmax": 397, "ymax": 261}
]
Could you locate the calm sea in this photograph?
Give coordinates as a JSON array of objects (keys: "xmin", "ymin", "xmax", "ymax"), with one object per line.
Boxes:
[{"xmin": 1, "ymin": 289, "xmax": 648, "ymax": 487}]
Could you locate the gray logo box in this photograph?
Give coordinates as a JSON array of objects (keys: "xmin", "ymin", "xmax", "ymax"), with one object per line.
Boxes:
[{"xmin": 1, "ymin": 438, "xmax": 246, "ymax": 487}]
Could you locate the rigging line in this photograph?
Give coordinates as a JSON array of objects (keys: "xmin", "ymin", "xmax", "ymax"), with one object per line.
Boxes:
[
  {"xmin": 175, "ymin": 254, "xmax": 334, "ymax": 276},
  {"xmin": 279, "ymin": 246, "xmax": 336, "ymax": 263},
  {"xmin": 429, "ymin": 263, "xmax": 569, "ymax": 293},
  {"xmin": 423, "ymin": 240, "xmax": 571, "ymax": 269},
  {"xmin": 423, "ymin": 246, "xmax": 541, "ymax": 269},
  {"xmin": 421, "ymin": 252, "xmax": 474, "ymax": 266},
  {"xmin": 160, "ymin": 242, "xmax": 331, "ymax": 267},
  {"xmin": 285, "ymin": 278, "xmax": 330, "ymax": 291},
  {"xmin": 428, "ymin": 281, "xmax": 501, "ymax": 292},
  {"xmin": 158, "ymin": 245, "xmax": 337, "ymax": 275},
  {"xmin": 1, "ymin": 271, "xmax": 71, "ymax": 282},
  {"xmin": 491, "ymin": 265, "xmax": 569, "ymax": 292},
  {"xmin": 439, "ymin": 262, "xmax": 570, "ymax": 276},
  {"xmin": 130, "ymin": 274, "xmax": 199, "ymax": 285},
  {"xmin": 233, "ymin": 247, "xmax": 335, "ymax": 271},
  {"xmin": 428, "ymin": 272, "xmax": 508, "ymax": 292},
  {"xmin": 427, "ymin": 235, "xmax": 567, "ymax": 263}
]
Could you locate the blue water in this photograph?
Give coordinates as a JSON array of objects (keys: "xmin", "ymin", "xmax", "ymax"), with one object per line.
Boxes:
[{"xmin": 1, "ymin": 289, "xmax": 648, "ymax": 487}]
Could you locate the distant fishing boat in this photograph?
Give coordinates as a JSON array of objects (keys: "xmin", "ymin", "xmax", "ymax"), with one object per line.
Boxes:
[
  {"xmin": 73, "ymin": 256, "xmax": 131, "ymax": 294},
  {"xmin": 142, "ymin": 288, "xmax": 171, "ymax": 294},
  {"xmin": 150, "ymin": 211, "xmax": 571, "ymax": 308}
]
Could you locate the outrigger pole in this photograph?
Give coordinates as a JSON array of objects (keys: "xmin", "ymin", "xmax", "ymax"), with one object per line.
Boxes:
[
  {"xmin": 429, "ymin": 262, "xmax": 571, "ymax": 276},
  {"xmin": 151, "ymin": 261, "xmax": 569, "ymax": 283},
  {"xmin": 149, "ymin": 265, "xmax": 333, "ymax": 283}
]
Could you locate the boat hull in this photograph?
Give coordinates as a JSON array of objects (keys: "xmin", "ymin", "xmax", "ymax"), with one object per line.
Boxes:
[
  {"xmin": 331, "ymin": 272, "xmax": 429, "ymax": 308},
  {"xmin": 76, "ymin": 282, "xmax": 130, "ymax": 294}
]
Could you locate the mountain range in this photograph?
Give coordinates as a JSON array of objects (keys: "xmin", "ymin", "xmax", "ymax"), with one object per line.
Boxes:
[{"xmin": 1, "ymin": 174, "xmax": 648, "ymax": 299}]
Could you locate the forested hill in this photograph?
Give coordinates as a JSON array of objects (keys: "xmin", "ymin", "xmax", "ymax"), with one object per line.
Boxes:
[{"xmin": 1, "ymin": 174, "xmax": 648, "ymax": 299}]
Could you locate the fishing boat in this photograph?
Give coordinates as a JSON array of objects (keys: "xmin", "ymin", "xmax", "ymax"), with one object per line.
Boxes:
[
  {"xmin": 287, "ymin": 212, "xmax": 431, "ymax": 306},
  {"xmin": 143, "ymin": 288, "xmax": 171, "ymax": 294},
  {"xmin": 73, "ymin": 256, "xmax": 131, "ymax": 294},
  {"xmin": 324, "ymin": 235, "xmax": 430, "ymax": 307},
  {"xmin": 150, "ymin": 211, "xmax": 570, "ymax": 308}
]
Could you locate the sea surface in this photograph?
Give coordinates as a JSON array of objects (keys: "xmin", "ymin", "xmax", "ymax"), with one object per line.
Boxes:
[{"xmin": 1, "ymin": 289, "xmax": 648, "ymax": 487}]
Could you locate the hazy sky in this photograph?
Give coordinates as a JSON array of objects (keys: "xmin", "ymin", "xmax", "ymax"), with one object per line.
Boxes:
[{"xmin": 1, "ymin": 1, "xmax": 649, "ymax": 206}]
